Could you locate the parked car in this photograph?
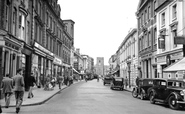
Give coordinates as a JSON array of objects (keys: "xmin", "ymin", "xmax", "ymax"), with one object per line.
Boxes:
[
  {"xmin": 148, "ymin": 78, "xmax": 185, "ymax": 110},
  {"xmin": 110, "ymin": 77, "xmax": 124, "ymax": 91},
  {"xmin": 103, "ymin": 75, "xmax": 113, "ymax": 85},
  {"xmin": 132, "ymin": 78, "xmax": 155, "ymax": 100}
]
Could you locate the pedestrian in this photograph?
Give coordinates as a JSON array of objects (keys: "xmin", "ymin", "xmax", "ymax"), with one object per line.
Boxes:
[
  {"xmin": 125, "ymin": 76, "xmax": 128, "ymax": 89},
  {"xmin": 1, "ymin": 74, "xmax": 14, "ymax": 108},
  {"xmin": 28, "ymin": 73, "xmax": 37, "ymax": 98},
  {"xmin": 57, "ymin": 75, "xmax": 63, "ymax": 89},
  {"xmin": 136, "ymin": 76, "xmax": 140, "ymax": 86},
  {"xmin": 12, "ymin": 68, "xmax": 25, "ymax": 113}
]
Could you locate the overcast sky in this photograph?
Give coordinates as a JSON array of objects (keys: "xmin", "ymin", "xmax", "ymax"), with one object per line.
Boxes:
[{"xmin": 58, "ymin": 0, "xmax": 139, "ymax": 65}]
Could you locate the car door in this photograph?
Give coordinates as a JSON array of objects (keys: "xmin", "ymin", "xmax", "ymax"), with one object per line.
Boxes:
[{"xmin": 156, "ymin": 81, "xmax": 167, "ymax": 99}]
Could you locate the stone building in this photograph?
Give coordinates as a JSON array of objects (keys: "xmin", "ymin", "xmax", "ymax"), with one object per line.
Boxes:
[{"xmin": 136, "ymin": 0, "xmax": 158, "ymax": 79}]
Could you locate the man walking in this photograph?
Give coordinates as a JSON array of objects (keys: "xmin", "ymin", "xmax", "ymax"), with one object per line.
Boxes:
[
  {"xmin": 28, "ymin": 73, "xmax": 36, "ymax": 98},
  {"xmin": 12, "ymin": 68, "xmax": 25, "ymax": 113},
  {"xmin": 1, "ymin": 74, "xmax": 14, "ymax": 108}
]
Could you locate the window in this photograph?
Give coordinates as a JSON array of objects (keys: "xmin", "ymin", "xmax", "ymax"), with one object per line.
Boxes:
[
  {"xmin": 19, "ymin": 12, "xmax": 26, "ymax": 41},
  {"xmin": 5, "ymin": 2, "xmax": 10, "ymax": 31},
  {"xmin": 50, "ymin": 17, "xmax": 52, "ymax": 29},
  {"xmin": 148, "ymin": 32, "xmax": 151, "ymax": 46},
  {"xmin": 142, "ymin": 13, "xmax": 144, "ymax": 25},
  {"xmin": 38, "ymin": 2, "xmax": 41, "ymax": 16},
  {"xmin": 35, "ymin": 22, "xmax": 37, "ymax": 41},
  {"xmin": 172, "ymin": 4, "xmax": 177, "ymax": 19},
  {"xmin": 46, "ymin": 12, "xmax": 49, "ymax": 26},
  {"xmin": 145, "ymin": 33, "xmax": 148, "ymax": 48},
  {"xmin": 12, "ymin": 8, "xmax": 17, "ymax": 36},
  {"xmin": 145, "ymin": 10, "xmax": 147, "ymax": 22},
  {"xmin": 148, "ymin": 6, "xmax": 151, "ymax": 19},
  {"xmin": 154, "ymin": 28, "xmax": 157, "ymax": 44},
  {"xmin": 39, "ymin": 27, "xmax": 42, "ymax": 43},
  {"xmin": 172, "ymin": 29, "xmax": 177, "ymax": 48},
  {"xmin": 161, "ymin": 12, "xmax": 165, "ymax": 26}
]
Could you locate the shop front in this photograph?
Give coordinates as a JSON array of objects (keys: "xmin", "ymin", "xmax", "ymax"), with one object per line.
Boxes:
[
  {"xmin": 53, "ymin": 56, "xmax": 62, "ymax": 77},
  {"xmin": 0, "ymin": 36, "xmax": 24, "ymax": 79},
  {"xmin": 32, "ymin": 42, "xmax": 54, "ymax": 87},
  {"xmin": 157, "ymin": 51, "xmax": 183, "ymax": 79}
]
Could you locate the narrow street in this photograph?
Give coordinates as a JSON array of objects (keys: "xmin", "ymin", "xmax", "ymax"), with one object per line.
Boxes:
[{"xmin": 2, "ymin": 80, "xmax": 185, "ymax": 114}]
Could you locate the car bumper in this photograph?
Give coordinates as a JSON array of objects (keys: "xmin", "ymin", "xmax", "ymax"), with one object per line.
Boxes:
[{"xmin": 176, "ymin": 101, "xmax": 185, "ymax": 104}]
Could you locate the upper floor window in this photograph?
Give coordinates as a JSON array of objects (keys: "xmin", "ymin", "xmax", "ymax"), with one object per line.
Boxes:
[
  {"xmin": 46, "ymin": 12, "xmax": 49, "ymax": 26},
  {"xmin": 148, "ymin": 31, "xmax": 151, "ymax": 46},
  {"xmin": 5, "ymin": 1, "xmax": 10, "ymax": 31},
  {"xmin": 148, "ymin": 6, "xmax": 151, "ymax": 19},
  {"xmin": 19, "ymin": 12, "xmax": 26, "ymax": 41},
  {"xmin": 172, "ymin": 4, "xmax": 177, "ymax": 19},
  {"xmin": 145, "ymin": 10, "xmax": 147, "ymax": 22},
  {"xmin": 12, "ymin": 7, "xmax": 17, "ymax": 36},
  {"xmin": 161, "ymin": 12, "xmax": 165, "ymax": 26},
  {"xmin": 38, "ymin": 2, "xmax": 41, "ymax": 16},
  {"xmin": 154, "ymin": 28, "xmax": 157, "ymax": 44}
]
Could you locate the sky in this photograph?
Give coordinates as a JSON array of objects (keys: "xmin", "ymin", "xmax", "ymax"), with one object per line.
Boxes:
[{"xmin": 58, "ymin": 0, "xmax": 140, "ymax": 65}]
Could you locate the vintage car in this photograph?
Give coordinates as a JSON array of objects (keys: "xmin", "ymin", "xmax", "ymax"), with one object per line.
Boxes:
[
  {"xmin": 103, "ymin": 75, "xmax": 113, "ymax": 85},
  {"xmin": 148, "ymin": 78, "xmax": 185, "ymax": 110},
  {"xmin": 132, "ymin": 78, "xmax": 155, "ymax": 100},
  {"xmin": 110, "ymin": 77, "xmax": 124, "ymax": 91}
]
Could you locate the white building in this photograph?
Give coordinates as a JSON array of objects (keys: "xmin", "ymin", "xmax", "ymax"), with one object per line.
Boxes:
[
  {"xmin": 118, "ymin": 28, "xmax": 138, "ymax": 86},
  {"xmin": 156, "ymin": 0, "xmax": 184, "ymax": 79}
]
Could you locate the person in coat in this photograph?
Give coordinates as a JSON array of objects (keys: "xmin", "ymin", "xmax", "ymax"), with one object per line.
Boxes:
[
  {"xmin": 28, "ymin": 73, "xmax": 37, "ymax": 98},
  {"xmin": 1, "ymin": 74, "xmax": 14, "ymax": 108},
  {"xmin": 12, "ymin": 68, "xmax": 25, "ymax": 113}
]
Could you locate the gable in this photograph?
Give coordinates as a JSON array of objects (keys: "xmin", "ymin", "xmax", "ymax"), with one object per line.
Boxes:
[{"xmin": 137, "ymin": 0, "xmax": 147, "ymax": 11}]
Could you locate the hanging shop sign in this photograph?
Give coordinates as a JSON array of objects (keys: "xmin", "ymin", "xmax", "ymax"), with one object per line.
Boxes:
[
  {"xmin": 34, "ymin": 42, "xmax": 53, "ymax": 56},
  {"xmin": 54, "ymin": 57, "xmax": 62, "ymax": 65}
]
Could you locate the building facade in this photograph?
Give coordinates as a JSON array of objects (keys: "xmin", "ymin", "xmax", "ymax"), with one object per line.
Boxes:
[
  {"xmin": 156, "ymin": 0, "xmax": 184, "ymax": 79},
  {"xmin": 118, "ymin": 28, "xmax": 138, "ymax": 86},
  {"xmin": 136, "ymin": 0, "xmax": 158, "ymax": 79},
  {"xmin": 0, "ymin": 0, "xmax": 34, "ymax": 90}
]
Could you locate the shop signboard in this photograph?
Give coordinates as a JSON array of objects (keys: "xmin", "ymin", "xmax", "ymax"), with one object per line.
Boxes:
[
  {"xmin": 35, "ymin": 42, "xmax": 54, "ymax": 56},
  {"xmin": 54, "ymin": 57, "xmax": 62, "ymax": 65}
]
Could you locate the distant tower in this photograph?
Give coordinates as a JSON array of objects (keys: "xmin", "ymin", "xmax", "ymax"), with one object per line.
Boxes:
[{"xmin": 96, "ymin": 57, "xmax": 104, "ymax": 76}]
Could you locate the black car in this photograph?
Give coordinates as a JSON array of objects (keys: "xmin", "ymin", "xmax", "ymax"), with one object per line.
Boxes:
[
  {"xmin": 148, "ymin": 78, "xmax": 185, "ymax": 110},
  {"xmin": 110, "ymin": 77, "xmax": 124, "ymax": 91},
  {"xmin": 132, "ymin": 78, "xmax": 155, "ymax": 100},
  {"xmin": 103, "ymin": 75, "xmax": 113, "ymax": 85}
]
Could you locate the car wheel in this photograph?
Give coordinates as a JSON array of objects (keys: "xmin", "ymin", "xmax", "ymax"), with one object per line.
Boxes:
[
  {"xmin": 149, "ymin": 92, "xmax": 155, "ymax": 104},
  {"xmin": 132, "ymin": 89, "xmax": 138, "ymax": 98},
  {"xmin": 168, "ymin": 95, "xmax": 180, "ymax": 110},
  {"xmin": 140, "ymin": 92, "xmax": 145, "ymax": 100}
]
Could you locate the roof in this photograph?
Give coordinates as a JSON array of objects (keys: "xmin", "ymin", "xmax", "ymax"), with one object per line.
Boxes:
[{"xmin": 163, "ymin": 58, "xmax": 185, "ymax": 72}]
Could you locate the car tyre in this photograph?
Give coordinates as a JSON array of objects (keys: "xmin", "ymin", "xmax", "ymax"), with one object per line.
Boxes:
[
  {"xmin": 132, "ymin": 89, "xmax": 138, "ymax": 98},
  {"xmin": 149, "ymin": 92, "xmax": 155, "ymax": 104},
  {"xmin": 168, "ymin": 95, "xmax": 180, "ymax": 110}
]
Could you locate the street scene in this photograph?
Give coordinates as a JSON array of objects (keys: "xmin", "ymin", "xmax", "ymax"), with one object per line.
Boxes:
[
  {"xmin": 1, "ymin": 0, "xmax": 185, "ymax": 114},
  {"xmin": 1, "ymin": 79, "xmax": 185, "ymax": 114}
]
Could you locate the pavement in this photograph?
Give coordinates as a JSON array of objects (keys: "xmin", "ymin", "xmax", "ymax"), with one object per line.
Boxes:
[{"xmin": 0, "ymin": 80, "xmax": 134, "ymax": 108}]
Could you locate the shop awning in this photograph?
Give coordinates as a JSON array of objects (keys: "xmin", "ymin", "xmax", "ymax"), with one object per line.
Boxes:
[
  {"xmin": 163, "ymin": 58, "xmax": 185, "ymax": 72},
  {"xmin": 73, "ymin": 68, "xmax": 80, "ymax": 74}
]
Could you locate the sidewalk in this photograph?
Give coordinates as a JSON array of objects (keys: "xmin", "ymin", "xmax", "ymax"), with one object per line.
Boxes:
[
  {"xmin": 0, "ymin": 80, "xmax": 81, "ymax": 107},
  {"xmin": 124, "ymin": 86, "xmax": 134, "ymax": 92}
]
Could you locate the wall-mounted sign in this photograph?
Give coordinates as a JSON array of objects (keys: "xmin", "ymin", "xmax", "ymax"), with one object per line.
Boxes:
[
  {"xmin": 54, "ymin": 57, "xmax": 62, "ymax": 65},
  {"xmin": 35, "ymin": 42, "xmax": 53, "ymax": 56}
]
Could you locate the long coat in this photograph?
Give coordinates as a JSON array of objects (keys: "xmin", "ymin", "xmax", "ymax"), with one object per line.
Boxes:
[{"xmin": 1, "ymin": 77, "xmax": 14, "ymax": 94}]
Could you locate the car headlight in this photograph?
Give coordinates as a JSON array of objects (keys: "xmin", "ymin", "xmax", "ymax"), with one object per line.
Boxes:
[{"xmin": 180, "ymin": 90, "xmax": 185, "ymax": 96}]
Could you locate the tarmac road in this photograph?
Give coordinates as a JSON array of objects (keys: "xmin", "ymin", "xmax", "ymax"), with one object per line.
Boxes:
[{"xmin": 1, "ymin": 79, "xmax": 185, "ymax": 114}]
